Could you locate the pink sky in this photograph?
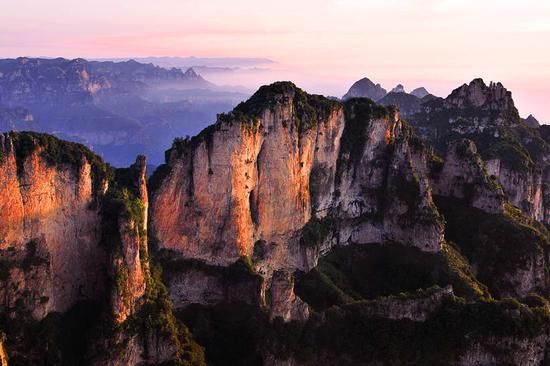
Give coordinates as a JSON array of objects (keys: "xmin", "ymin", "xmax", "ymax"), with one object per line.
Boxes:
[{"xmin": 1, "ymin": 0, "xmax": 549, "ymax": 121}]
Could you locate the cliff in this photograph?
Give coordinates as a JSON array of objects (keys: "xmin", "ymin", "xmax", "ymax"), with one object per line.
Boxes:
[
  {"xmin": 0, "ymin": 132, "xmax": 110, "ymax": 319},
  {"xmin": 410, "ymin": 78, "xmax": 550, "ymax": 225},
  {"xmin": 3, "ymin": 79, "xmax": 550, "ymax": 365},
  {"xmin": 151, "ymin": 81, "xmax": 550, "ymax": 365},
  {"xmin": 0, "ymin": 132, "xmax": 204, "ymax": 365},
  {"xmin": 0, "ymin": 332, "xmax": 6, "ymax": 366},
  {"xmin": 150, "ymin": 83, "xmax": 444, "ymax": 321}
]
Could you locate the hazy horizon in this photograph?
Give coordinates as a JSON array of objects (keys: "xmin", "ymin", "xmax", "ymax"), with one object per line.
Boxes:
[{"xmin": 1, "ymin": 0, "xmax": 549, "ymax": 121}]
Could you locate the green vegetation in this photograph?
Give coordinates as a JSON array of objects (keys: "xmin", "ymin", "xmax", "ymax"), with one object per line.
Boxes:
[
  {"xmin": 177, "ymin": 303, "xmax": 269, "ymax": 365},
  {"xmin": 295, "ymin": 242, "xmax": 488, "ymax": 312},
  {"xmin": 435, "ymin": 195, "xmax": 550, "ymax": 297},
  {"xmin": 336, "ymin": 98, "xmax": 393, "ymax": 182},
  {"xmin": 163, "ymin": 81, "xmax": 341, "ymax": 164},
  {"xmin": 127, "ymin": 252, "xmax": 206, "ymax": 366},
  {"xmin": 409, "ymin": 101, "xmax": 550, "ymax": 174},
  {"xmin": 428, "ymin": 153, "xmax": 445, "ymax": 177},
  {"xmin": 391, "ymin": 169, "xmax": 421, "ymax": 209},
  {"xmin": 299, "ymin": 216, "xmax": 336, "ymax": 248},
  {"xmin": 218, "ymin": 81, "xmax": 340, "ymax": 134},
  {"xmin": 0, "ymin": 301, "xmax": 104, "ymax": 365},
  {"xmin": 100, "ymin": 160, "xmax": 147, "ymax": 258},
  {"xmin": 160, "ymin": 250, "xmax": 263, "ymax": 290},
  {"xmin": 178, "ymin": 291, "xmax": 550, "ymax": 366},
  {"xmin": 8, "ymin": 131, "xmax": 113, "ymax": 194},
  {"xmin": 484, "ymin": 139, "xmax": 535, "ymax": 173}
]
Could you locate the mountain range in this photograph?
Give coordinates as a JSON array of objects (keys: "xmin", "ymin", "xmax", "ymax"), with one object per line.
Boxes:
[
  {"xmin": 0, "ymin": 57, "xmax": 249, "ymax": 166},
  {"xmin": 2, "ymin": 74, "xmax": 550, "ymax": 365}
]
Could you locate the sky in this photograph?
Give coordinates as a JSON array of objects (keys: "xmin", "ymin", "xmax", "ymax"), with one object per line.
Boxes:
[{"xmin": 1, "ymin": 0, "xmax": 549, "ymax": 121}]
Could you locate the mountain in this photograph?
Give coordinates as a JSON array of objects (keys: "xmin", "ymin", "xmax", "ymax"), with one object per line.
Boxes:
[
  {"xmin": 378, "ymin": 91, "xmax": 423, "ymax": 117},
  {"xmin": 0, "ymin": 57, "xmax": 246, "ymax": 166},
  {"xmin": 390, "ymin": 83, "xmax": 406, "ymax": 93},
  {"xmin": 342, "ymin": 77, "xmax": 387, "ymax": 101},
  {"xmin": 344, "ymin": 80, "xmax": 438, "ymax": 118},
  {"xmin": 0, "ymin": 132, "xmax": 205, "ymax": 364},
  {"xmin": 410, "ymin": 86, "xmax": 430, "ymax": 98},
  {"xmin": 0, "ymin": 106, "xmax": 34, "ymax": 131},
  {"xmin": 3, "ymin": 80, "xmax": 550, "ymax": 365},
  {"xmin": 408, "ymin": 78, "xmax": 550, "ymax": 220},
  {"xmin": 0, "ymin": 58, "xmax": 211, "ymax": 105},
  {"xmin": 97, "ymin": 56, "xmax": 276, "ymax": 69},
  {"xmin": 147, "ymin": 82, "xmax": 550, "ymax": 364},
  {"xmin": 524, "ymin": 114, "xmax": 541, "ymax": 128}
]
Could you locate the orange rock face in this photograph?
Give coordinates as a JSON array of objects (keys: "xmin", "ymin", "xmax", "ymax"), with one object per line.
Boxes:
[
  {"xmin": 151, "ymin": 85, "xmax": 444, "ymax": 298},
  {"xmin": 110, "ymin": 156, "xmax": 148, "ymax": 323},
  {"xmin": 151, "ymin": 90, "xmax": 346, "ymax": 268},
  {"xmin": 0, "ymin": 134, "xmax": 107, "ymax": 319}
]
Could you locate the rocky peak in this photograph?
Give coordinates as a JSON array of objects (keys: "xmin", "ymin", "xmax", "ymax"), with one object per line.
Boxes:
[
  {"xmin": 183, "ymin": 67, "xmax": 201, "ymax": 80},
  {"xmin": 0, "ymin": 57, "xmax": 215, "ymax": 107},
  {"xmin": 410, "ymin": 87, "xmax": 430, "ymax": 98},
  {"xmin": 524, "ymin": 114, "xmax": 540, "ymax": 128},
  {"xmin": 109, "ymin": 155, "xmax": 149, "ymax": 323},
  {"xmin": 391, "ymin": 84, "xmax": 406, "ymax": 93},
  {"xmin": 378, "ymin": 92, "xmax": 422, "ymax": 118},
  {"xmin": 431, "ymin": 139, "xmax": 505, "ymax": 214},
  {"xmin": 0, "ymin": 132, "xmax": 111, "ymax": 320},
  {"xmin": 213, "ymin": 81, "xmax": 340, "ymax": 136},
  {"xmin": 342, "ymin": 77, "xmax": 387, "ymax": 101},
  {"xmin": 446, "ymin": 78, "xmax": 515, "ymax": 113}
]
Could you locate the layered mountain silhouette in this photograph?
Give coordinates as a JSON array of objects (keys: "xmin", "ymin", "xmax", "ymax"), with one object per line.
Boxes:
[{"xmin": 0, "ymin": 57, "xmax": 248, "ymax": 166}]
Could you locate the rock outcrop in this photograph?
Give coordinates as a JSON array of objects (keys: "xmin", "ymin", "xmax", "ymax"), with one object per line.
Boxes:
[
  {"xmin": 0, "ymin": 132, "xmax": 109, "ymax": 319},
  {"xmin": 410, "ymin": 87, "xmax": 430, "ymax": 98},
  {"xmin": 457, "ymin": 335, "xmax": 548, "ymax": 366},
  {"xmin": 410, "ymin": 78, "xmax": 550, "ymax": 225},
  {"xmin": 342, "ymin": 77, "xmax": 387, "ymax": 101},
  {"xmin": 390, "ymin": 84, "xmax": 406, "ymax": 93},
  {"xmin": 0, "ymin": 132, "xmax": 205, "ymax": 365},
  {"xmin": 445, "ymin": 78, "xmax": 515, "ymax": 111},
  {"xmin": 150, "ymin": 83, "xmax": 445, "ymax": 323},
  {"xmin": 161, "ymin": 256, "xmax": 263, "ymax": 309},
  {"xmin": 109, "ymin": 156, "xmax": 149, "ymax": 323},
  {"xmin": 432, "ymin": 139, "xmax": 505, "ymax": 214},
  {"xmin": 268, "ymin": 270, "xmax": 309, "ymax": 321},
  {"xmin": 524, "ymin": 114, "xmax": 541, "ymax": 128},
  {"xmin": 345, "ymin": 285, "xmax": 453, "ymax": 321}
]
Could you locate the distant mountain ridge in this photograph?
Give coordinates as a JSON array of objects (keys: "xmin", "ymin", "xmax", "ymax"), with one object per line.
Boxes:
[
  {"xmin": 0, "ymin": 57, "xmax": 212, "ymax": 107},
  {"xmin": 524, "ymin": 114, "xmax": 541, "ymax": 128},
  {"xmin": 342, "ymin": 77, "xmax": 432, "ymax": 104},
  {"xmin": 0, "ymin": 57, "xmax": 245, "ymax": 166},
  {"xmin": 95, "ymin": 56, "xmax": 275, "ymax": 69},
  {"xmin": 411, "ymin": 87, "xmax": 430, "ymax": 98},
  {"xmin": 342, "ymin": 77, "xmax": 387, "ymax": 101}
]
